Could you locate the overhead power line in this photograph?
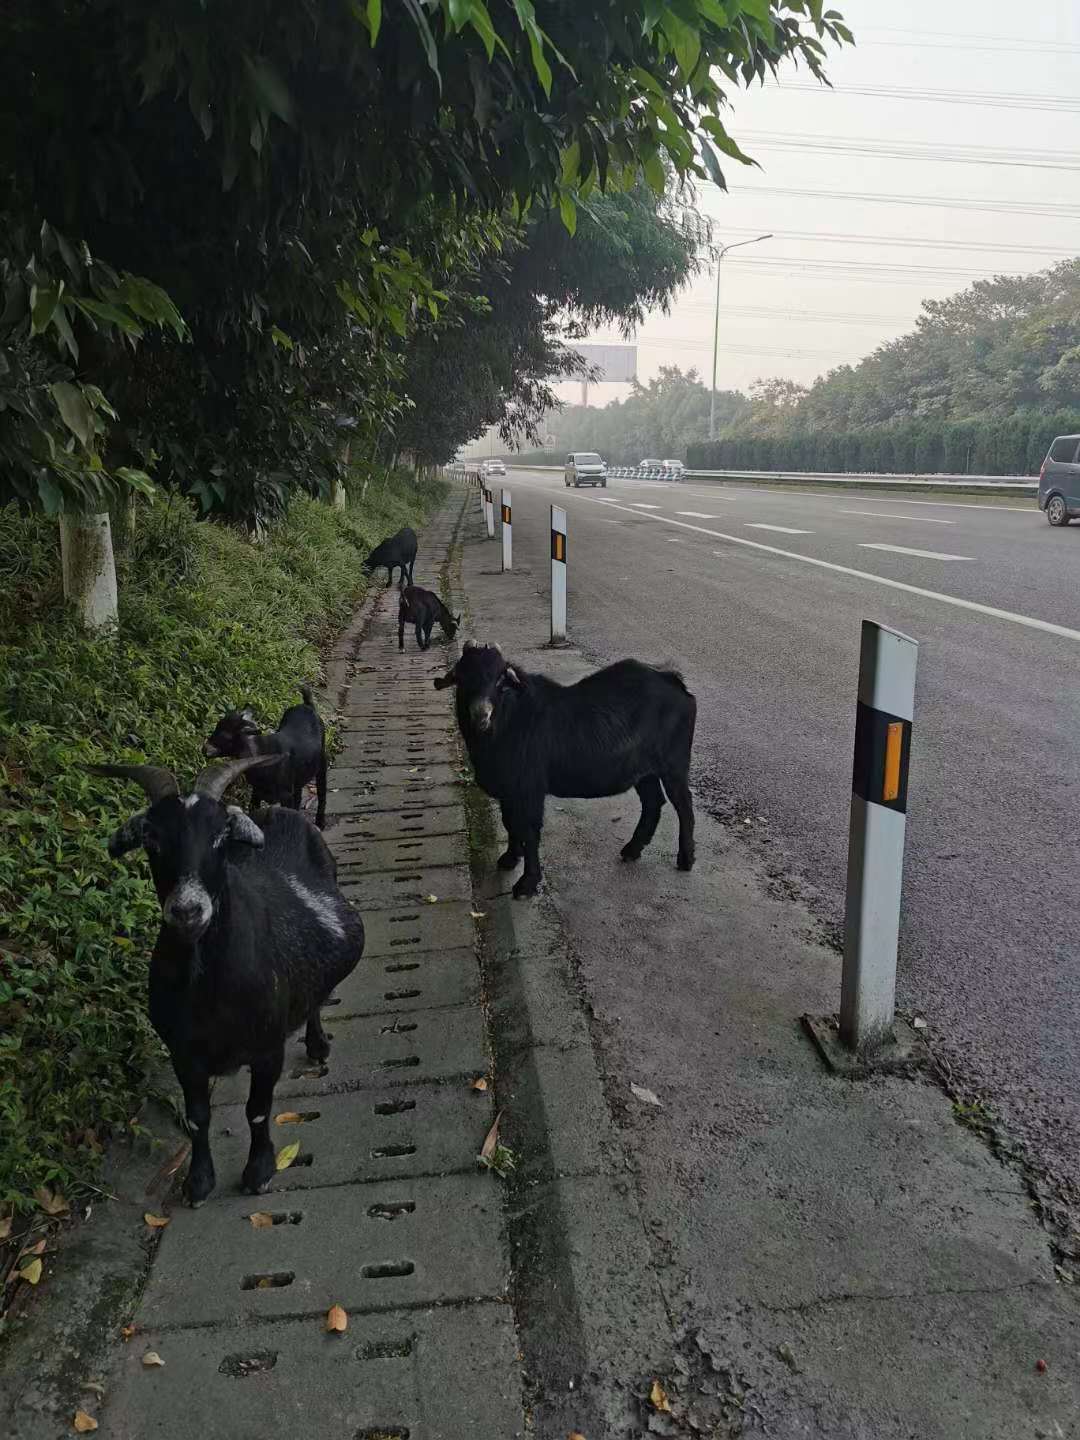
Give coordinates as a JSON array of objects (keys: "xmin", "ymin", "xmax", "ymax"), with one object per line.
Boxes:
[
  {"xmin": 739, "ymin": 131, "xmax": 1080, "ymax": 173},
  {"xmin": 715, "ymin": 184, "xmax": 1080, "ymax": 222},
  {"xmin": 701, "ymin": 224, "xmax": 1078, "ymax": 258},
  {"xmin": 775, "ymin": 81, "xmax": 1080, "ymax": 114}
]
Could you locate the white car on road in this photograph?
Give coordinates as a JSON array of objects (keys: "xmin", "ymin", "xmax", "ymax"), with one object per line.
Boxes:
[{"xmin": 564, "ymin": 452, "xmax": 608, "ymax": 488}]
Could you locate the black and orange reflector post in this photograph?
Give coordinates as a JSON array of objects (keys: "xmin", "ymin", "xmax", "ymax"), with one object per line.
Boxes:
[
  {"xmin": 501, "ymin": 489, "xmax": 512, "ymax": 572},
  {"xmin": 550, "ymin": 504, "xmax": 567, "ymax": 644}
]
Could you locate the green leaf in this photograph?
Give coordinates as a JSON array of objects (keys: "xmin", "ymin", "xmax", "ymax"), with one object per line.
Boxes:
[
  {"xmin": 402, "ymin": 0, "xmax": 441, "ymax": 85},
  {"xmin": 561, "ymin": 140, "xmax": 581, "ymax": 186},
  {"xmin": 700, "ymin": 115, "xmax": 755, "ymax": 165},
  {"xmin": 661, "ymin": 12, "xmax": 701, "ymax": 78},
  {"xmin": 244, "ymin": 56, "xmax": 296, "ymax": 125},
  {"xmin": 115, "ymin": 467, "xmax": 157, "ymax": 498},
  {"xmin": 642, "ymin": 150, "xmax": 665, "ymax": 195},
  {"xmin": 447, "ymin": 0, "xmax": 471, "ymax": 28},
  {"xmin": 696, "ymin": 0, "xmax": 731, "ymax": 25},
  {"xmin": 72, "ymin": 298, "xmax": 145, "ymax": 338},
  {"xmin": 558, "ymin": 190, "xmax": 577, "ymax": 236},
  {"xmin": 270, "ymin": 325, "xmax": 294, "ymax": 350},
  {"xmin": 50, "ymin": 381, "xmax": 94, "ymax": 447},
  {"xmin": 30, "ymin": 284, "xmax": 60, "ymax": 337},
  {"xmin": 734, "ymin": 0, "xmax": 775, "ymax": 37},
  {"xmin": 699, "ymin": 137, "xmax": 726, "ymax": 188},
  {"xmin": 468, "ymin": 0, "xmax": 498, "ymax": 60},
  {"xmin": 365, "ymin": 0, "xmax": 382, "ymax": 41}
]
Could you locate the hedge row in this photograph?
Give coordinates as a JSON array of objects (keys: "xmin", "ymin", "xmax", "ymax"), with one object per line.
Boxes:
[{"xmin": 687, "ymin": 411, "xmax": 1080, "ymax": 477}]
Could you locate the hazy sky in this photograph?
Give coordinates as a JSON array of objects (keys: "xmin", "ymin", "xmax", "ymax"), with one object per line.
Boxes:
[{"xmin": 557, "ymin": 0, "xmax": 1080, "ymax": 406}]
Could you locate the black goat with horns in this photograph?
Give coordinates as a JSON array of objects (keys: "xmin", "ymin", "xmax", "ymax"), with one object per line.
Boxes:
[{"xmin": 91, "ymin": 756, "xmax": 364, "ymax": 1206}]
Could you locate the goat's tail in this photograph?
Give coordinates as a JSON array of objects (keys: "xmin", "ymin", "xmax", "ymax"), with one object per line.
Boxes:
[
  {"xmin": 660, "ymin": 668, "xmax": 691, "ymax": 695},
  {"xmin": 299, "ymin": 683, "xmax": 315, "ymax": 707}
]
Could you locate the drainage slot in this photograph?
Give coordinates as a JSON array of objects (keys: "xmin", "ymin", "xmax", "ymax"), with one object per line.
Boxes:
[
  {"xmin": 392, "ymin": 875, "xmax": 422, "ymax": 884},
  {"xmin": 357, "ymin": 1338, "xmax": 414, "ymax": 1360},
  {"xmin": 290, "ymin": 1153, "xmax": 315, "ymax": 1167},
  {"xmin": 362, "ymin": 1261, "xmax": 415, "ymax": 1280},
  {"xmin": 241, "ymin": 1271, "xmax": 295, "ymax": 1291},
  {"xmin": 381, "ymin": 1056, "xmax": 420, "ymax": 1069},
  {"xmin": 371, "ymin": 1144, "xmax": 417, "ymax": 1160},
  {"xmin": 290, "ymin": 1063, "xmax": 329, "ymax": 1080},
  {"xmin": 380, "ymin": 1020, "xmax": 417, "ymax": 1035},
  {"xmin": 246, "ymin": 1211, "xmax": 304, "ymax": 1227},
  {"xmin": 323, "ymin": 996, "xmax": 342, "ymax": 1007},
  {"xmin": 389, "ymin": 914, "xmax": 420, "ymax": 923},
  {"xmin": 384, "ymin": 989, "xmax": 421, "ymax": 1001},
  {"xmin": 385, "ymin": 962, "xmax": 420, "ymax": 973},
  {"xmin": 356, "ymin": 1429, "xmax": 410, "ymax": 1440},
  {"xmin": 395, "ymin": 841, "xmax": 423, "ymax": 850},
  {"xmin": 219, "ymin": 1350, "xmax": 279, "ymax": 1377},
  {"xmin": 374, "ymin": 1098, "xmax": 416, "ymax": 1115},
  {"xmin": 368, "ymin": 1200, "xmax": 417, "ymax": 1219},
  {"xmin": 389, "ymin": 938, "xmax": 419, "ymax": 948}
]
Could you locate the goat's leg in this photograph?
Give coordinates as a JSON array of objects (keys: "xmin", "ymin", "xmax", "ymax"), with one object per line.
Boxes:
[
  {"xmin": 398, "ymin": 612, "xmax": 407, "ymax": 650},
  {"xmin": 385, "ymin": 566, "xmax": 393, "ymax": 588},
  {"xmin": 241, "ymin": 1046, "xmax": 285, "ymax": 1195},
  {"xmin": 305, "ymin": 1004, "xmax": 331, "ymax": 1062},
  {"xmin": 497, "ymin": 801, "xmax": 523, "ymax": 872},
  {"xmin": 415, "ymin": 620, "xmax": 425, "ymax": 650},
  {"xmin": 661, "ymin": 773, "xmax": 696, "ymax": 871},
  {"xmin": 177, "ymin": 1064, "xmax": 215, "ymax": 1207},
  {"xmin": 621, "ymin": 776, "xmax": 666, "ymax": 862},
  {"xmin": 315, "ymin": 757, "xmax": 327, "ymax": 830},
  {"xmin": 512, "ymin": 804, "xmax": 544, "ymax": 899}
]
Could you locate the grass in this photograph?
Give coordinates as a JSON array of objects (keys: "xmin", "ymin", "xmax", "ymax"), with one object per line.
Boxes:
[{"xmin": 0, "ymin": 472, "xmax": 446, "ymax": 1217}]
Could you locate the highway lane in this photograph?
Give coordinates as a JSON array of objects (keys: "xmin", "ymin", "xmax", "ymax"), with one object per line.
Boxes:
[{"xmin": 498, "ymin": 468, "xmax": 1080, "ymax": 1202}]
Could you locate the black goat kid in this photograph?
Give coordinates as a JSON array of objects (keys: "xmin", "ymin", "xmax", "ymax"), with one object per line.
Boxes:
[
  {"xmin": 363, "ymin": 526, "xmax": 417, "ymax": 587},
  {"xmin": 91, "ymin": 758, "xmax": 364, "ymax": 1206},
  {"xmin": 434, "ymin": 642, "xmax": 696, "ymax": 898},
  {"xmin": 204, "ymin": 685, "xmax": 327, "ymax": 829},
  {"xmin": 398, "ymin": 584, "xmax": 460, "ymax": 651}
]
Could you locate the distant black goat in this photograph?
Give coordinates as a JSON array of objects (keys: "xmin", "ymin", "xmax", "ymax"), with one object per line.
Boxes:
[
  {"xmin": 90, "ymin": 758, "xmax": 364, "ymax": 1206},
  {"xmin": 364, "ymin": 526, "xmax": 417, "ymax": 587},
  {"xmin": 204, "ymin": 685, "xmax": 327, "ymax": 829},
  {"xmin": 434, "ymin": 642, "xmax": 696, "ymax": 898},
  {"xmin": 398, "ymin": 584, "xmax": 460, "ymax": 652}
]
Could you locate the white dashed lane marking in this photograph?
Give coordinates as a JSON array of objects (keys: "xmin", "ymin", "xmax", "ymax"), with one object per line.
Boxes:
[
  {"xmin": 861, "ymin": 543, "xmax": 973, "ymax": 561},
  {"xmin": 630, "ymin": 503, "xmax": 661, "ymax": 509},
  {"xmin": 841, "ymin": 510, "xmax": 955, "ymax": 524},
  {"xmin": 746, "ymin": 523, "xmax": 813, "ymax": 535},
  {"xmin": 677, "ymin": 511, "xmax": 719, "ymax": 518}
]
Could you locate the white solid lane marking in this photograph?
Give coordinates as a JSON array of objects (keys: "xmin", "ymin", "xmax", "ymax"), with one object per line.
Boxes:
[
  {"xmin": 599, "ymin": 518, "xmax": 623, "ymax": 524},
  {"xmin": 631, "ymin": 503, "xmax": 661, "ymax": 509},
  {"xmin": 841, "ymin": 509, "xmax": 955, "ymax": 524},
  {"xmin": 566, "ymin": 493, "xmax": 1080, "ymax": 643},
  {"xmin": 677, "ymin": 511, "xmax": 719, "ymax": 518},
  {"xmin": 861, "ymin": 543, "xmax": 973, "ymax": 561},
  {"xmin": 665, "ymin": 536, "xmax": 683, "ymax": 542},
  {"xmin": 747, "ymin": 523, "xmax": 813, "ymax": 535}
]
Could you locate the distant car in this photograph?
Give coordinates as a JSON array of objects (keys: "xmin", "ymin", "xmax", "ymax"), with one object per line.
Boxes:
[
  {"xmin": 1039, "ymin": 435, "xmax": 1080, "ymax": 526},
  {"xmin": 482, "ymin": 458, "xmax": 506, "ymax": 476},
  {"xmin": 564, "ymin": 452, "xmax": 607, "ymax": 488},
  {"xmin": 662, "ymin": 459, "xmax": 685, "ymax": 480},
  {"xmin": 639, "ymin": 458, "xmax": 662, "ymax": 471}
]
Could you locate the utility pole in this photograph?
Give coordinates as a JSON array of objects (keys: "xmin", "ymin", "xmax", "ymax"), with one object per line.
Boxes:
[{"xmin": 710, "ymin": 233, "xmax": 772, "ymax": 441}]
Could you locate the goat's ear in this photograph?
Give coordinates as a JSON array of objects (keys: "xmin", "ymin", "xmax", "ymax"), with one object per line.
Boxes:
[
  {"xmin": 239, "ymin": 707, "xmax": 256, "ymax": 723},
  {"xmin": 504, "ymin": 666, "xmax": 524, "ymax": 689},
  {"xmin": 226, "ymin": 806, "xmax": 265, "ymax": 847},
  {"xmin": 108, "ymin": 812, "xmax": 148, "ymax": 858},
  {"xmin": 433, "ymin": 667, "xmax": 458, "ymax": 691}
]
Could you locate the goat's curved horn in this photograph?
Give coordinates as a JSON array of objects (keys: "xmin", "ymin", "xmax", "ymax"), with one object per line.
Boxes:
[
  {"xmin": 193, "ymin": 754, "xmax": 281, "ymax": 803},
  {"xmin": 87, "ymin": 764, "xmax": 179, "ymax": 804}
]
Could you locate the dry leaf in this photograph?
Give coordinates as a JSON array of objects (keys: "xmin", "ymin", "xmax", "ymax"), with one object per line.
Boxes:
[
  {"xmin": 569, "ymin": 1433, "xmax": 587, "ymax": 1439},
  {"xmin": 325, "ymin": 1303, "xmax": 348, "ymax": 1334},
  {"xmin": 424, "ymin": 894, "xmax": 438, "ymax": 904},
  {"xmin": 0, "ymin": 1215, "xmax": 11, "ymax": 1241},
  {"xmin": 276, "ymin": 1141, "xmax": 300, "ymax": 1171},
  {"xmin": 630, "ymin": 1084, "xmax": 662, "ymax": 1108},
  {"xmin": 21, "ymin": 1237, "xmax": 47, "ymax": 1257},
  {"xmin": 480, "ymin": 1109, "xmax": 503, "ymax": 1162},
  {"xmin": 248, "ymin": 1212, "xmax": 274, "ymax": 1229},
  {"xmin": 35, "ymin": 1186, "xmax": 69, "ymax": 1216},
  {"xmin": 143, "ymin": 1212, "xmax": 170, "ymax": 1229},
  {"xmin": 649, "ymin": 1380, "xmax": 671, "ymax": 1413},
  {"xmin": 18, "ymin": 1258, "xmax": 43, "ymax": 1285},
  {"xmin": 120, "ymin": 1325, "xmax": 136, "ymax": 1342},
  {"xmin": 142, "ymin": 1351, "xmax": 165, "ymax": 1368},
  {"xmin": 146, "ymin": 1141, "xmax": 191, "ymax": 1196},
  {"xmin": 256, "ymin": 1277, "xmax": 274, "ymax": 1289},
  {"xmin": 274, "ymin": 1113, "xmax": 302, "ymax": 1126},
  {"xmin": 471, "ymin": 1077, "xmax": 489, "ymax": 1092},
  {"xmin": 470, "ymin": 910, "xmax": 487, "ymax": 920},
  {"xmin": 73, "ymin": 1412, "xmax": 98, "ymax": 1433}
]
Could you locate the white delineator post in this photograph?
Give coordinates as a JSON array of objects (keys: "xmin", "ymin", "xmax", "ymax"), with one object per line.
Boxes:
[
  {"xmin": 839, "ymin": 620, "xmax": 918, "ymax": 1053},
  {"xmin": 550, "ymin": 504, "xmax": 567, "ymax": 644},
  {"xmin": 59, "ymin": 511, "xmax": 119, "ymax": 631},
  {"xmin": 485, "ymin": 485, "xmax": 495, "ymax": 539},
  {"xmin": 501, "ymin": 488, "xmax": 512, "ymax": 572}
]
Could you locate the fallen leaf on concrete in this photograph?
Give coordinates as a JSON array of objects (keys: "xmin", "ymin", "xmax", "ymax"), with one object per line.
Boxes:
[
  {"xmin": 275, "ymin": 1113, "xmax": 302, "ymax": 1125},
  {"xmin": 143, "ymin": 1212, "xmax": 170, "ymax": 1229},
  {"xmin": 142, "ymin": 1351, "xmax": 165, "ymax": 1368},
  {"xmin": 471, "ymin": 1077, "xmax": 489, "ymax": 1092},
  {"xmin": 470, "ymin": 911, "xmax": 487, "ymax": 920},
  {"xmin": 73, "ymin": 1412, "xmax": 98, "ymax": 1433},
  {"xmin": 649, "ymin": 1380, "xmax": 671, "ymax": 1412},
  {"xmin": 120, "ymin": 1326, "xmax": 136, "ymax": 1342},
  {"xmin": 35, "ymin": 1186, "xmax": 69, "ymax": 1216},
  {"xmin": 21, "ymin": 1237, "xmax": 46, "ymax": 1257},
  {"xmin": 0, "ymin": 1215, "xmax": 11, "ymax": 1241},
  {"xmin": 248, "ymin": 1211, "xmax": 274, "ymax": 1229},
  {"xmin": 408, "ymin": 767, "xmax": 419, "ymax": 774},
  {"xmin": 325, "ymin": 1304, "xmax": 348, "ymax": 1334},
  {"xmin": 480, "ymin": 1109, "xmax": 504, "ymax": 1162},
  {"xmin": 631, "ymin": 1084, "xmax": 662, "ymax": 1108},
  {"xmin": 912, "ymin": 1017, "xmax": 928, "ymax": 1030},
  {"xmin": 276, "ymin": 1142, "xmax": 301, "ymax": 1171},
  {"xmin": 424, "ymin": 894, "xmax": 439, "ymax": 903},
  {"xmin": 777, "ymin": 1343, "xmax": 800, "ymax": 1373},
  {"xmin": 146, "ymin": 1141, "xmax": 191, "ymax": 1196},
  {"xmin": 18, "ymin": 1258, "xmax": 43, "ymax": 1285},
  {"xmin": 569, "ymin": 1432, "xmax": 587, "ymax": 1439}
]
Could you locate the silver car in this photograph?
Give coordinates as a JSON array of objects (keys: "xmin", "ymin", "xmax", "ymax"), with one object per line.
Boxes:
[{"xmin": 564, "ymin": 451, "xmax": 607, "ymax": 488}]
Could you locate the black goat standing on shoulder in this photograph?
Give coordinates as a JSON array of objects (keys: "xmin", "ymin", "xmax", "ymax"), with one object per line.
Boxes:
[
  {"xmin": 90, "ymin": 758, "xmax": 364, "ymax": 1206},
  {"xmin": 434, "ymin": 641, "xmax": 696, "ymax": 898},
  {"xmin": 203, "ymin": 685, "xmax": 327, "ymax": 829},
  {"xmin": 398, "ymin": 584, "xmax": 460, "ymax": 652},
  {"xmin": 363, "ymin": 526, "xmax": 417, "ymax": 587}
]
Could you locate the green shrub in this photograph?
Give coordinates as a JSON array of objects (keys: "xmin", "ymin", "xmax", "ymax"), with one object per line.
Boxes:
[{"xmin": 0, "ymin": 473, "xmax": 446, "ymax": 1214}]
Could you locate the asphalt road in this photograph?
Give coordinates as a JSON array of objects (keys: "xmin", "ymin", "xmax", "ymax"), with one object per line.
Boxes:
[{"xmin": 500, "ymin": 468, "xmax": 1080, "ymax": 1205}]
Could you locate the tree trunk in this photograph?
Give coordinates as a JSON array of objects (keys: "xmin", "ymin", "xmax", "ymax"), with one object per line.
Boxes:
[{"xmin": 60, "ymin": 512, "xmax": 118, "ymax": 631}]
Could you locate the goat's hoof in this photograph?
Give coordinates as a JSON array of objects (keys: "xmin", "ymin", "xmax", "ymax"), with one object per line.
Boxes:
[
  {"xmin": 242, "ymin": 1161, "xmax": 277, "ymax": 1195},
  {"xmin": 677, "ymin": 854, "xmax": 695, "ymax": 872},
  {"xmin": 620, "ymin": 844, "xmax": 642, "ymax": 862},
  {"xmin": 512, "ymin": 876, "xmax": 540, "ymax": 900},
  {"xmin": 183, "ymin": 1173, "xmax": 215, "ymax": 1208},
  {"xmin": 306, "ymin": 1042, "xmax": 330, "ymax": 1063},
  {"xmin": 496, "ymin": 850, "xmax": 522, "ymax": 872}
]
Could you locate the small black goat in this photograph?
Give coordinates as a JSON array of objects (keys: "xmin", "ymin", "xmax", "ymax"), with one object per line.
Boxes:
[
  {"xmin": 434, "ymin": 642, "xmax": 696, "ymax": 898},
  {"xmin": 204, "ymin": 685, "xmax": 327, "ymax": 829},
  {"xmin": 398, "ymin": 584, "xmax": 460, "ymax": 652},
  {"xmin": 364, "ymin": 526, "xmax": 417, "ymax": 587},
  {"xmin": 91, "ymin": 758, "xmax": 364, "ymax": 1206}
]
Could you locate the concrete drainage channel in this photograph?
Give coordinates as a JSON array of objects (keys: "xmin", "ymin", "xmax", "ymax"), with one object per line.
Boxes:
[{"xmin": 101, "ymin": 494, "xmax": 525, "ymax": 1439}]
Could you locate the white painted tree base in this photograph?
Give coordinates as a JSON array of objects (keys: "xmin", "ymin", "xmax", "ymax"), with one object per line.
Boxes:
[
  {"xmin": 331, "ymin": 478, "xmax": 347, "ymax": 510},
  {"xmin": 59, "ymin": 512, "xmax": 118, "ymax": 631}
]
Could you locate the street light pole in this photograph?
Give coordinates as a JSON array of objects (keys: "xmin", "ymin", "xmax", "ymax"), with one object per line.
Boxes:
[{"xmin": 709, "ymin": 233, "xmax": 772, "ymax": 441}]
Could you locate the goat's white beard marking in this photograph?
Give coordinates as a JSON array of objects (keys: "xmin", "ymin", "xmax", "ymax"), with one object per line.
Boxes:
[
  {"xmin": 165, "ymin": 876, "xmax": 214, "ymax": 931},
  {"xmin": 183, "ymin": 794, "xmax": 200, "ymax": 809},
  {"xmin": 472, "ymin": 699, "xmax": 494, "ymax": 731},
  {"xmin": 285, "ymin": 875, "xmax": 346, "ymax": 941}
]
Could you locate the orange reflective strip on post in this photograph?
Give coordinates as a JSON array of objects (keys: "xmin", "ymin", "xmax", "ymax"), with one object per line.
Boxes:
[{"xmin": 882, "ymin": 721, "xmax": 903, "ymax": 803}]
